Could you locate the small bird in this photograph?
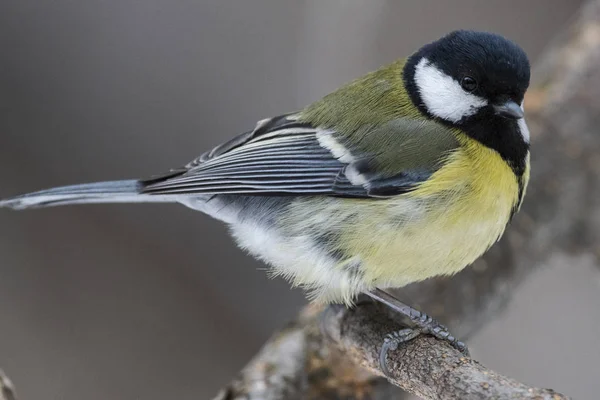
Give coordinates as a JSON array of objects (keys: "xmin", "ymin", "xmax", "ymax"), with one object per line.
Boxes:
[{"xmin": 1, "ymin": 30, "xmax": 530, "ymax": 372}]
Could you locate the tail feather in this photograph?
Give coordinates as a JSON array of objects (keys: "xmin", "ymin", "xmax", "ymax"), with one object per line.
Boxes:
[{"xmin": 0, "ymin": 179, "xmax": 175, "ymax": 210}]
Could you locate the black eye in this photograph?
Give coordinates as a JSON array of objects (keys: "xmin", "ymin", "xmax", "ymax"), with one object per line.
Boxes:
[{"xmin": 461, "ymin": 76, "xmax": 477, "ymax": 92}]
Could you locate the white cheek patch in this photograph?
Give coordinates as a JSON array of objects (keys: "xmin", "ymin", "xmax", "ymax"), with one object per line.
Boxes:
[
  {"xmin": 414, "ymin": 58, "xmax": 488, "ymax": 123},
  {"xmin": 518, "ymin": 102, "xmax": 530, "ymax": 143}
]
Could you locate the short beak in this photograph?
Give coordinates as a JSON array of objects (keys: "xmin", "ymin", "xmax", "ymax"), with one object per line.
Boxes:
[{"xmin": 493, "ymin": 100, "xmax": 524, "ymax": 119}]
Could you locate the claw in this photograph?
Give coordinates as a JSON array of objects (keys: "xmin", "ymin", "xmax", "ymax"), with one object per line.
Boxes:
[
  {"xmin": 379, "ymin": 328, "xmax": 421, "ymax": 377},
  {"xmin": 455, "ymin": 340, "xmax": 470, "ymax": 356}
]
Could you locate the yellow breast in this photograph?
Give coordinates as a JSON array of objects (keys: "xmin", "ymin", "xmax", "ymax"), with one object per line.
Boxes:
[{"xmin": 332, "ymin": 133, "xmax": 523, "ymax": 289}]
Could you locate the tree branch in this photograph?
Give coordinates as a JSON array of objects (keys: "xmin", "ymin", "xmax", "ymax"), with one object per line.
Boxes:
[
  {"xmin": 323, "ymin": 304, "xmax": 568, "ymax": 400},
  {"xmin": 216, "ymin": 304, "xmax": 569, "ymax": 400},
  {"xmin": 217, "ymin": 1, "xmax": 600, "ymax": 398}
]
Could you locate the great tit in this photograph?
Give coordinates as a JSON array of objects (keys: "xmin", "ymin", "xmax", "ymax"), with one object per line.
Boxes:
[{"xmin": 1, "ymin": 30, "xmax": 531, "ymax": 370}]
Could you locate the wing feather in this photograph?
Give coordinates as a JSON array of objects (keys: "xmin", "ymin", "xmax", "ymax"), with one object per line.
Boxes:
[
  {"xmin": 143, "ymin": 115, "xmax": 349, "ymax": 195},
  {"xmin": 142, "ymin": 114, "xmax": 453, "ymax": 197}
]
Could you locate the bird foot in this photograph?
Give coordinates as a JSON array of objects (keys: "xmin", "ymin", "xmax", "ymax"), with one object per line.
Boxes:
[
  {"xmin": 379, "ymin": 323, "xmax": 470, "ymax": 378},
  {"xmin": 366, "ymin": 288, "xmax": 469, "ymax": 378}
]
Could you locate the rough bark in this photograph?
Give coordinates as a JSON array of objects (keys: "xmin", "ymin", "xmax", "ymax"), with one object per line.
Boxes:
[{"xmin": 220, "ymin": 0, "xmax": 600, "ymax": 398}]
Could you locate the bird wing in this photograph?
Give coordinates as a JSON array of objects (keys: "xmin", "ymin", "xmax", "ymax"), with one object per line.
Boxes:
[{"xmin": 141, "ymin": 114, "xmax": 459, "ymax": 198}]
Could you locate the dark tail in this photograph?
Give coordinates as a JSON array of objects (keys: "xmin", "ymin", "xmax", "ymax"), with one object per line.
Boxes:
[{"xmin": 0, "ymin": 180, "xmax": 176, "ymax": 210}]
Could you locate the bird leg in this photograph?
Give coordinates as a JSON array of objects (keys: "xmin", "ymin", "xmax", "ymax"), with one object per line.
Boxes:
[{"xmin": 364, "ymin": 288, "xmax": 469, "ymax": 377}]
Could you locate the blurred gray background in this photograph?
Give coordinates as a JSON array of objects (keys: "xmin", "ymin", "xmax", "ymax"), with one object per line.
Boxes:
[{"xmin": 0, "ymin": 1, "xmax": 598, "ymax": 399}]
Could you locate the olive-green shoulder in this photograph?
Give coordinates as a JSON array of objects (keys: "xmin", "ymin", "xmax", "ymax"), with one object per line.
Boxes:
[{"xmin": 299, "ymin": 59, "xmax": 422, "ymax": 134}]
